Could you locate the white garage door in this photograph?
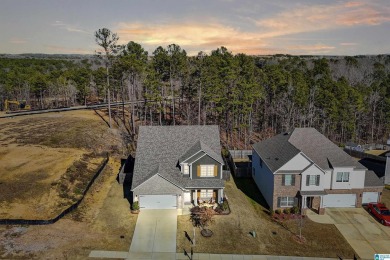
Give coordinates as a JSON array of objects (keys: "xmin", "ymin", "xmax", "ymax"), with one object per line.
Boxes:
[
  {"xmin": 362, "ymin": 192, "xmax": 379, "ymax": 204},
  {"xmin": 139, "ymin": 195, "xmax": 177, "ymax": 209},
  {"xmin": 323, "ymin": 194, "xmax": 356, "ymax": 208}
]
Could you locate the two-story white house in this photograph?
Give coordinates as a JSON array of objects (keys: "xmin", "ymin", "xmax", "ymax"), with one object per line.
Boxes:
[{"xmin": 252, "ymin": 128, "xmax": 384, "ymax": 214}]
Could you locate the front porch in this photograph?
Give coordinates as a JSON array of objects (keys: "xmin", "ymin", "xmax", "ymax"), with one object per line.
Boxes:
[{"xmin": 300, "ymin": 190, "xmax": 326, "ymax": 215}]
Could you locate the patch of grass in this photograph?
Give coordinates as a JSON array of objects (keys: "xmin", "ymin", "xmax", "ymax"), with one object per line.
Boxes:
[{"xmin": 177, "ymin": 177, "xmax": 355, "ymax": 258}]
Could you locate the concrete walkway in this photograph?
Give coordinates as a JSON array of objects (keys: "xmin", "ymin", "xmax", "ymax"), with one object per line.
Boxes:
[{"xmin": 307, "ymin": 208, "xmax": 390, "ymax": 260}]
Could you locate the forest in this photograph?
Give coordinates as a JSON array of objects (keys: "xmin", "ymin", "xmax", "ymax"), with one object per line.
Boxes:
[{"xmin": 1, "ymin": 29, "xmax": 389, "ymax": 149}]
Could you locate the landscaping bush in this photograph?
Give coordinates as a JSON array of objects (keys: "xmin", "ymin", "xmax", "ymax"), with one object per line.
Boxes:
[
  {"xmin": 291, "ymin": 206, "xmax": 300, "ymax": 214},
  {"xmin": 221, "ymin": 199, "xmax": 229, "ymax": 211},
  {"xmin": 283, "ymin": 208, "xmax": 290, "ymax": 214},
  {"xmin": 131, "ymin": 201, "xmax": 139, "ymax": 211},
  {"xmin": 275, "ymin": 209, "xmax": 281, "ymax": 214}
]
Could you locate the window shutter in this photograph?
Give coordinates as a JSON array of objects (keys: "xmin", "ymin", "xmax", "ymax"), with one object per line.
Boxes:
[
  {"xmin": 197, "ymin": 165, "xmax": 200, "ymax": 177},
  {"xmin": 293, "ymin": 197, "xmax": 298, "ymax": 206},
  {"xmin": 316, "ymin": 175, "xmax": 320, "ymax": 186},
  {"xmin": 306, "ymin": 175, "xmax": 310, "ymax": 186},
  {"xmin": 282, "ymin": 175, "xmax": 285, "ymax": 186},
  {"xmin": 292, "ymin": 175, "xmax": 295, "ymax": 186},
  {"xmin": 277, "ymin": 197, "xmax": 281, "ymax": 208},
  {"xmin": 214, "ymin": 165, "xmax": 217, "ymax": 177}
]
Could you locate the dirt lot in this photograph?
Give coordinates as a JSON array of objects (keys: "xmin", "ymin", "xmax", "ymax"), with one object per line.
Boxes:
[
  {"xmin": 0, "ymin": 158, "xmax": 137, "ymax": 259},
  {"xmin": 0, "ymin": 110, "xmax": 122, "ymax": 219},
  {"xmin": 177, "ymin": 177, "xmax": 356, "ymax": 258}
]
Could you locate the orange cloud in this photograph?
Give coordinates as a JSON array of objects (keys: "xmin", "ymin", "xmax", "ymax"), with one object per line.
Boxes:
[
  {"xmin": 256, "ymin": 1, "xmax": 390, "ymax": 37},
  {"xmin": 340, "ymin": 42, "xmax": 358, "ymax": 46},
  {"xmin": 10, "ymin": 38, "xmax": 27, "ymax": 44}
]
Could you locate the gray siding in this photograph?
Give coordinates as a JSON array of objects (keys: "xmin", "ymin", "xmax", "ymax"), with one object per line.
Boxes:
[
  {"xmin": 191, "ymin": 154, "xmax": 221, "ymax": 179},
  {"xmin": 252, "ymin": 150, "xmax": 274, "ymax": 208},
  {"xmin": 133, "ymin": 175, "xmax": 183, "ymax": 195}
]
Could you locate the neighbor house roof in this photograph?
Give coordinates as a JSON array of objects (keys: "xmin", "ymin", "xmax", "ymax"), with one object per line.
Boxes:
[
  {"xmin": 253, "ymin": 128, "xmax": 366, "ymax": 172},
  {"xmin": 364, "ymin": 170, "xmax": 384, "ymax": 187},
  {"xmin": 131, "ymin": 125, "xmax": 224, "ymax": 190}
]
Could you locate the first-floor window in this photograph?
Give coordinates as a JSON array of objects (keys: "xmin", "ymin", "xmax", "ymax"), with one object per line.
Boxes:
[
  {"xmin": 200, "ymin": 165, "xmax": 214, "ymax": 177},
  {"xmin": 200, "ymin": 189, "xmax": 213, "ymax": 198},
  {"xmin": 336, "ymin": 172, "xmax": 349, "ymax": 182},
  {"xmin": 279, "ymin": 197, "xmax": 295, "ymax": 207}
]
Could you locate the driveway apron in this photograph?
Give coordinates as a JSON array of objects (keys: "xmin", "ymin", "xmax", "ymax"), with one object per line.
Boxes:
[
  {"xmin": 129, "ymin": 209, "xmax": 177, "ymax": 253},
  {"xmin": 308, "ymin": 208, "xmax": 390, "ymax": 260}
]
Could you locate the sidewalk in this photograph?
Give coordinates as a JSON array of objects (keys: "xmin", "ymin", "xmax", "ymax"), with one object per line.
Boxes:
[{"xmin": 89, "ymin": 250, "xmax": 352, "ymax": 260}]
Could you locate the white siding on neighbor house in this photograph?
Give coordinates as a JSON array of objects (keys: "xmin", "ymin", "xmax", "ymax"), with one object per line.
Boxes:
[
  {"xmin": 300, "ymin": 164, "xmax": 325, "ymax": 191},
  {"xmin": 252, "ymin": 150, "xmax": 274, "ymax": 208},
  {"xmin": 277, "ymin": 153, "xmax": 311, "ymax": 171},
  {"xmin": 331, "ymin": 167, "xmax": 365, "ymax": 189},
  {"xmin": 322, "ymin": 170, "xmax": 332, "ymax": 189}
]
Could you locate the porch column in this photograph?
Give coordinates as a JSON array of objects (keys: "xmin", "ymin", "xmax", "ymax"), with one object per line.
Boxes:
[
  {"xmin": 193, "ymin": 190, "xmax": 198, "ymax": 206},
  {"xmin": 301, "ymin": 195, "xmax": 306, "ymax": 210},
  {"xmin": 320, "ymin": 195, "xmax": 324, "ymax": 208},
  {"xmin": 218, "ymin": 189, "xmax": 224, "ymax": 203}
]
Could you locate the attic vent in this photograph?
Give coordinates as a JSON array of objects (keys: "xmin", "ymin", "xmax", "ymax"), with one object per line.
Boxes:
[
  {"xmin": 275, "ymin": 157, "xmax": 279, "ymax": 161},
  {"xmin": 283, "ymin": 132, "xmax": 289, "ymax": 135}
]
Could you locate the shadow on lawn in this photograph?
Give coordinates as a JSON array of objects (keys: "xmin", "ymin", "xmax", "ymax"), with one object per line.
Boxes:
[{"xmin": 232, "ymin": 175, "xmax": 270, "ymax": 214}]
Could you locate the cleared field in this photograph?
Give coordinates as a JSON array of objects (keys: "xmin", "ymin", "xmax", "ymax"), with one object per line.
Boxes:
[
  {"xmin": 0, "ymin": 159, "xmax": 137, "ymax": 259},
  {"xmin": 0, "ymin": 110, "xmax": 121, "ymax": 219}
]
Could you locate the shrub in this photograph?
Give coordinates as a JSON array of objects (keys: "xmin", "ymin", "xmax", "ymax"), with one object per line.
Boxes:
[
  {"xmin": 131, "ymin": 201, "xmax": 140, "ymax": 211},
  {"xmin": 291, "ymin": 206, "xmax": 300, "ymax": 214},
  {"xmin": 283, "ymin": 208, "xmax": 290, "ymax": 214},
  {"xmin": 275, "ymin": 209, "xmax": 281, "ymax": 214},
  {"xmin": 221, "ymin": 199, "xmax": 229, "ymax": 211}
]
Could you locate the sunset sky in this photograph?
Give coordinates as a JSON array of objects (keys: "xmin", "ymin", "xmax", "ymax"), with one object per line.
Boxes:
[{"xmin": 1, "ymin": 0, "xmax": 389, "ymax": 56}]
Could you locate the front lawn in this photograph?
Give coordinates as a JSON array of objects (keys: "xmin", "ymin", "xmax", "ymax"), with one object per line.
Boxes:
[{"xmin": 177, "ymin": 177, "xmax": 356, "ymax": 258}]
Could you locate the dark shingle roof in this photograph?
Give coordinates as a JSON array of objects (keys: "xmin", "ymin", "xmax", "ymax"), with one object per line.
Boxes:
[
  {"xmin": 364, "ymin": 170, "xmax": 384, "ymax": 187},
  {"xmin": 289, "ymin": 128, "xmax": 366, "ymax": 170},
  {"xmin": 180, "ymin": 140, "xmax": 224, "ymax": 164},
  {"xmin": 131, "ymin": 125, "xmax": 223, "ymax": 190},
  {"xmin": 252, "ymin": 132, "xmax": 300, "ymax": 172},
  {"xmin": 253, "ymin": 128, "xmax": 366, "ymax": 172}
]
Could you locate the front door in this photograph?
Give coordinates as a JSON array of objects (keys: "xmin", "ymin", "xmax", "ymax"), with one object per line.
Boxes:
[{"xmin": 306, "ymin": 196, "xmax": 313, "ymax": 208}]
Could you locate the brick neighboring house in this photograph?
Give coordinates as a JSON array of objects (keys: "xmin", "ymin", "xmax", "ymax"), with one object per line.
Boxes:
[
  {"xmin": 130, "ymin": 125, "xmax": 225, "ymax": 209},
  {"xmin": 252, "ymin": 128, "xmax": 384, "ymax": 215}
]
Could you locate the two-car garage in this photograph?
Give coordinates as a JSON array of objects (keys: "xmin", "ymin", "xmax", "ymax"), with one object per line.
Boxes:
[{"xmin": 138, "ymin": 195, "xmax": 177, "ymax": 209}]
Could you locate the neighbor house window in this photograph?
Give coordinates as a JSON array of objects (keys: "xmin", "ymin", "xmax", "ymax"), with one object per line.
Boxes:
[
  {"xmin": 200, "ymin": 189, "xmax": 213, "ymax": 198},
  {"xmin": 279, "ymin": 197, "xmax": 295, "ymax": 207},
  {"xmin": 183, "ymin": 164, "xmax": 189, "ymax": 174},
  {"xmin": 283, "ymin": 174, "xmax": 295, "ymax": 186},
  {"xmin": 336, "ymin": 172, "xmax": 349, "ymax": 182},
  {"xmin": 306, "ymin": 175, "xmax": 320, "ymax": 186},
  {"xmin": 200, "ymin": 165, "xmax": 214, "ymax": 177}
]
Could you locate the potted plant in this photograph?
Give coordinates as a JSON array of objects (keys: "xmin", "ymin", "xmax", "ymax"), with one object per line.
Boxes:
[{"xmin": 131, "ymin": 201, "xmax": 140, "ymax": 214}]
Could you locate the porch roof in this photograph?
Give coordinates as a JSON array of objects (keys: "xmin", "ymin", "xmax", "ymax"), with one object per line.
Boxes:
[{"xmin": 300, "ymin": 190, "xmax": 327, "ymax": 196}]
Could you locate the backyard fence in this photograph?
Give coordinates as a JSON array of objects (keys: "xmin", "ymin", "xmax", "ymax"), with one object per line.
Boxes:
[
  {"xmin": 227, "ymin": 150, "xmax": 253, "ymax": 178},
  {"xmin": 0, "ymin": 153, "xmax": 109, "ymax": 225}
]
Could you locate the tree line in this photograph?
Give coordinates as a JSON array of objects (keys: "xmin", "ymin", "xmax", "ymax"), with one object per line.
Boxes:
[{"xmin": 1, "ymin": 28, "xmax": 389, "ymax": 148}]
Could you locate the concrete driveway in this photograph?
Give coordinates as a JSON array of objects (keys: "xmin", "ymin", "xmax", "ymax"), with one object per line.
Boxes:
[
  {"xmin": 129, "ymin": 209, "xmax": 177, "ymax": 253},
  {"xmin": 308, "ymin": 208, "xmax": 390, "ymax": 260}
]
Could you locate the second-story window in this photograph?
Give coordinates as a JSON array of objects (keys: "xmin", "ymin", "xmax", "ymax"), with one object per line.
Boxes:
[
  {"xmin": 336, "ymin": 172, "xmax": 349, "ymax": 182},
  {"xmin": 282, "ymin": 174, "xmax": 295, "ymax": 186},
  {"xmin": 200, "ymin": 165, "xmax": 214, "ymax": 177},
  {"xmin": 306, "ymin": 175, "xmax": 320, "ymax": 186}
]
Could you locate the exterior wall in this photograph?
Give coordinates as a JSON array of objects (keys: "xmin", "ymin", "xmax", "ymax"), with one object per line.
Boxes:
[
  {"xmin": 191, "ymin": 154, "xmax": 221, "ymax": 179},
  {"xmin": 331, "ymin": 167, "xmax": 365, "ymax": 189},
  {"xmin": 277, "ymin": 153, "xmax": 311, "ymax": 171},
  {"xmin": 273, "ymin": 174, "xmax": 301, "ymax": 211},
  {"xmin": 300, "ymin": 164, "xmax": 325, "ymax": 191},
  {"xmin": 386, "ymin": 156, "xmax": 390, "ymax": 185},
  {"xmin": 252, "ymin": 150, "xmax": 274, "ymax": 209},
  {"xmin": 133, "ymin": 175, "xmax": 183, "ymax": 207},
  {"xmin": 322, "ymin": 170, "xmax": 332, "ymax": 189}
]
